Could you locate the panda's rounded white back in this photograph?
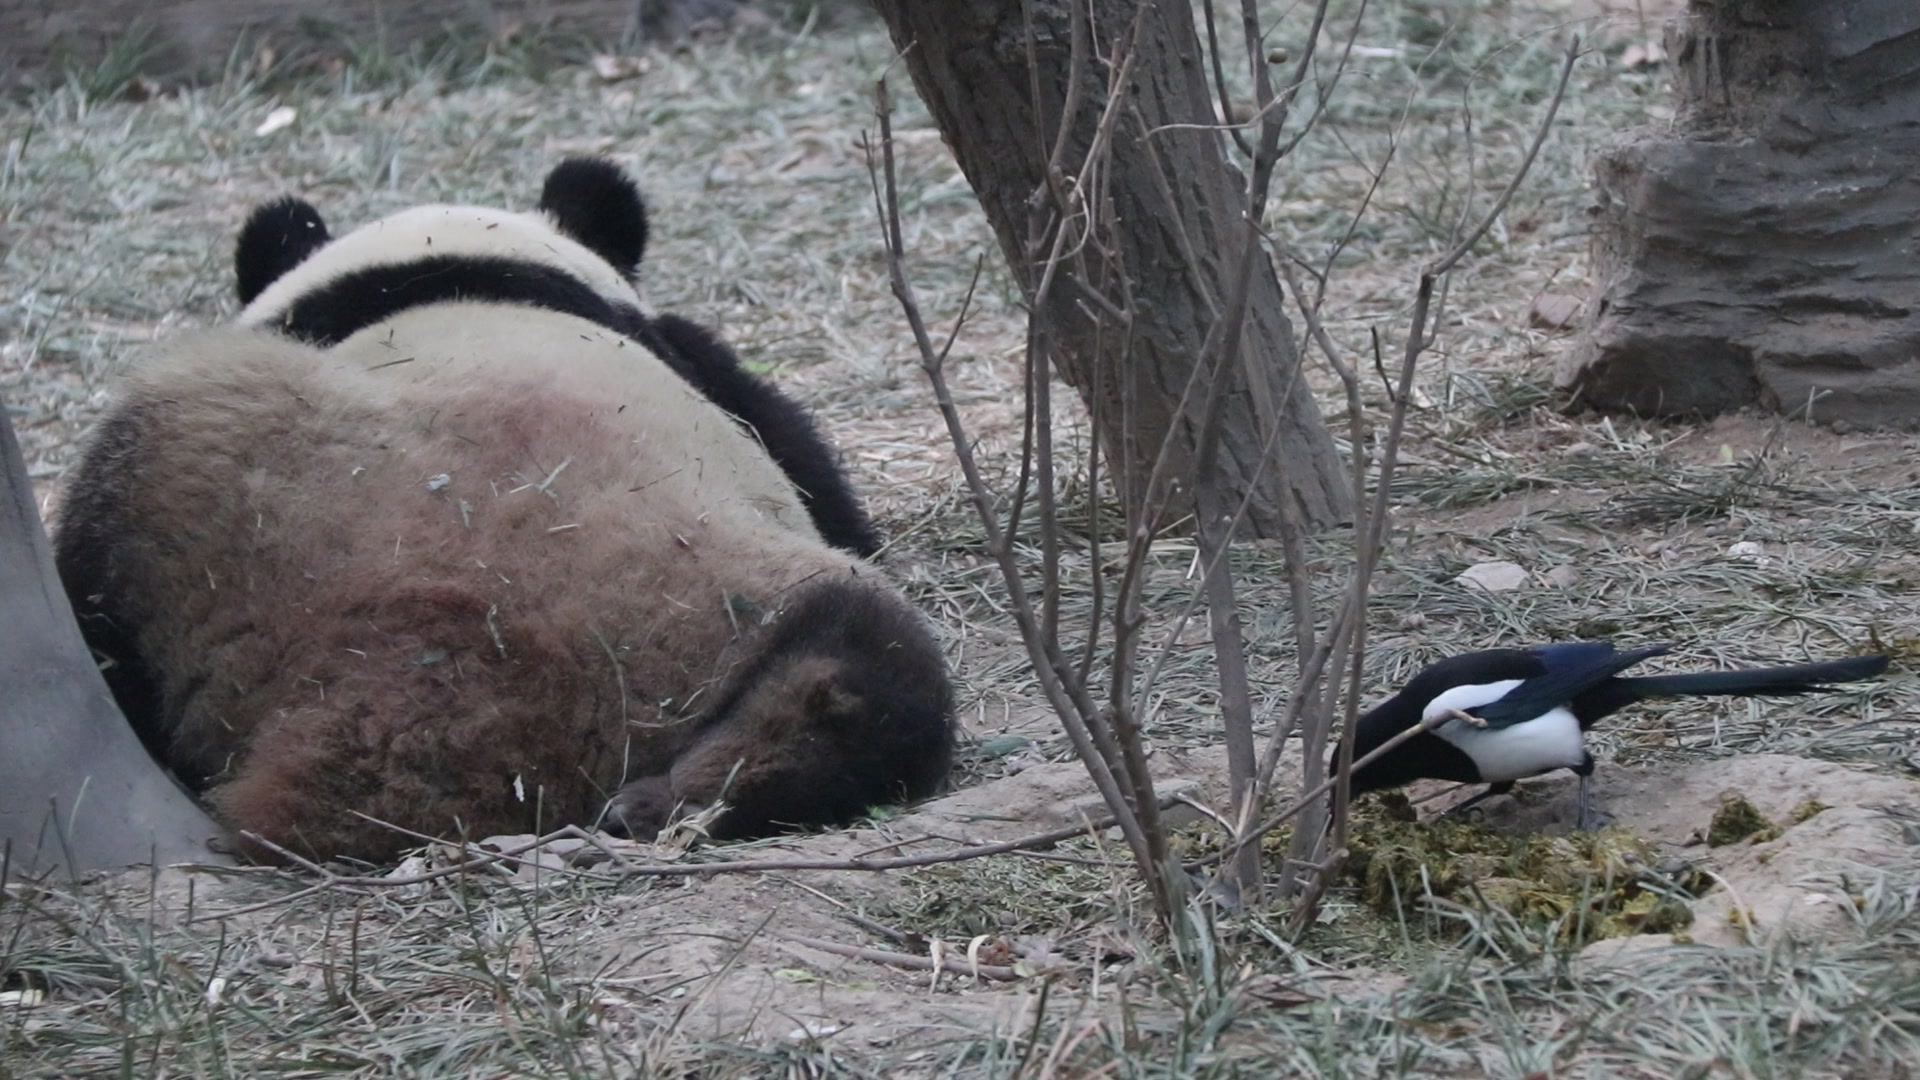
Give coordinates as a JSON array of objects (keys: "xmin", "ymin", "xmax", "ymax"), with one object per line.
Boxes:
[
  {"xmin": 324, "ymin": 303, "xmax": 816, "ymax": 540},
  {"xmin": 237, "ymin": 203, "xmax": 643, "ymax": 329}
]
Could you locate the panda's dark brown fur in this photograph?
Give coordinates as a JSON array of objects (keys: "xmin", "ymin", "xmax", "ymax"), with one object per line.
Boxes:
[{"xmin": 53, "ymin": 161, "xmax": 952, "ymax": 862}]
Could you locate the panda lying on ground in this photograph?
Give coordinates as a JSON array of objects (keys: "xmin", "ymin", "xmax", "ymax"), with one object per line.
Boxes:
[{"xmin": 53, "ymin": 158, "xmax": 954, "ymax": 863}]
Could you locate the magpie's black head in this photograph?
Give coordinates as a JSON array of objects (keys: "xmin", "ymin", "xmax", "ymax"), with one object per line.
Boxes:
[{"xmin": 1334, "ymin": 723, "xmax": 1484, "ymax": 797}]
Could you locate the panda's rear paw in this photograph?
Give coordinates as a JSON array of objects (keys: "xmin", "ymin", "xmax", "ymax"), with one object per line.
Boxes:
[{"xmin": 600, "ymin": 775, "xmax": 678, "ymax": 839}]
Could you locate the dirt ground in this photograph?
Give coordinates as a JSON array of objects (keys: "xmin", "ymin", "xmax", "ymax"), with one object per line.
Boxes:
[{"xmin": 38, "ymin": 741, "xmax": 1918, "ymax": 1065}]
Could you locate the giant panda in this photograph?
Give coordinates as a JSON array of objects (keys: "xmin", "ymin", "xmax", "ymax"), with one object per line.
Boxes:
[{"xmin": 52, "ymin": 158, "xmax": 953, "ymax": 863}]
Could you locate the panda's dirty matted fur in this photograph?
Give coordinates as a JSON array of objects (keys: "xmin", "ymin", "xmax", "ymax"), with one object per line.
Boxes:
[{"xmin": 52, "ymin": 161, "xmax": 953, "ymax": 862}]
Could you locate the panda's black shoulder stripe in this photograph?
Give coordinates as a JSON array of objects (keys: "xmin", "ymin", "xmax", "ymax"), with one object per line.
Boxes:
[
  {"xmin": 260, "ymin": 255, "xmax": 647, "ymax": 346},
  {"xmin": 645, "ymin": 314, "xmax": 883, "ymax": 559}
]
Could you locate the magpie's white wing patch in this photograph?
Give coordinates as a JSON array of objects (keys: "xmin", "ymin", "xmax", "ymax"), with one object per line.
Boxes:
[
  {"xmin": 1420, "ymin": 680, "xmax": 1524, "ymax": 722},
  {"xmin": 1422, "ymin": 679, "xmax": 1587, "ymax": 782}
]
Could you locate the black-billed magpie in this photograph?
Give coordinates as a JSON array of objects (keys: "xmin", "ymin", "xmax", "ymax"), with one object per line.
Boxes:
[{"xmin": 1340, "ymin": 643, "xmax": 1889, "ymax": 828}]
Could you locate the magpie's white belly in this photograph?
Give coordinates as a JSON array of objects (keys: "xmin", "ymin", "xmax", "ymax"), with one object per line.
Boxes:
[{"xmin": 1434, "ymin": 705, "xmax": 1586, "ymax": 782}]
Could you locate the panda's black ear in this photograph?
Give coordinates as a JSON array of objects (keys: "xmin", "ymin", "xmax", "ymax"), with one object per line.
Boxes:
[
  {"xmin": 539, "ymin": 157, "xmax": 649, "ymax": 279},
  {"xmin": 235, "ymin": 197, "xmax": 330, "ymax": 306}
]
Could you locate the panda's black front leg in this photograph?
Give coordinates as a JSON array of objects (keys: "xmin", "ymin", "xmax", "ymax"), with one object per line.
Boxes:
[
  {"xmin": 600, "ymin": 774, "xmax": 685, "ymax": 839},
  {"xmin": 643, "ymin": 314, "xmax": 883, "ymax": 558}
]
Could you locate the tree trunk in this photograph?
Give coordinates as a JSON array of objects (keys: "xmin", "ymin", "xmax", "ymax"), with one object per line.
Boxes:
[
  {"xmin": 1560, "ymin": 0, "xmax": 1920, "ymax": 430},
  {"xmin": 868, "ymin": 0, "xmax": 1351, "ymax": 536},
  {"xmin": 0, "ymin": 407, "xmax": 229, "ymax": 876}
]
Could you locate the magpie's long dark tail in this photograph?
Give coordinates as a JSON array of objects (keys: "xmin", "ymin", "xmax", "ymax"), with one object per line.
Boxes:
[{"xmin": 1579, "ymin": 654, "xmax": 1890, "ymax": 718}]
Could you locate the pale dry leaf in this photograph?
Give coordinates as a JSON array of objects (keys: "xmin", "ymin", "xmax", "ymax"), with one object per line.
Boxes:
[{"xmin": 254, "ymin": 106, "xmax": 297, "ymax": 137}]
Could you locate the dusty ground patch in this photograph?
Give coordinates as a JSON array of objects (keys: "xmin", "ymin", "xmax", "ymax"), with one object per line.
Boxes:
[{"xmin": 7, "ymin": 750, "xmax": 1914, "ymax": 1073}]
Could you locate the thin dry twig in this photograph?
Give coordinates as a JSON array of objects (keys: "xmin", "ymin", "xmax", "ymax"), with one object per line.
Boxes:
[
  {"xmin": 868, "ymin": 64, "xmax": 1175, "ymax": 918},
  {"xmin": 1189, "ymin": 705, "xmax": 1470, "ymax": 871},
  {"xmin": 232, "ymin": 807, "xmax": 1170, "ymax": 886},
  {"xmin": 1173, "ymin": 0, "xmax": 1336, "ymax": 900},
  {"xmin": 1274, "ymin": 36, "xmax": 1584, "ymax": 917}
]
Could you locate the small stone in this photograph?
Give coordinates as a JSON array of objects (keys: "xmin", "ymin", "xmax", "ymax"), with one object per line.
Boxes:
[
  {"xmin": 590, "ymin": 54, "xmax": 649, "ymax": 82},
  {"xmin": 1529, "ymin": 292, "xmax": 1584, "ymax": 330},
  {"xmin": 388, "ymin": 854, "xmax": 431, "ymax": 880},
  {"xmin": 1455, "ymin": 560, "xmax": 1528, "ymax": 592},
  {"xmin": 544, "ymin": 838, "xmax": 610, "ymax": 866},
  {"xmin": 513, "ymin": 848, "xmax": 571, "ymax": 880},
  {"xmin": 1542, "ymin": 564, "xmax": 1579, "ymax": 588},
  {"xmin": 1621, "ymin": 40, "xmax": 1668, "ymax": 70},
  {"xmin": 253, "ymin": 106, "xmax": 297, "ymax": 137}
]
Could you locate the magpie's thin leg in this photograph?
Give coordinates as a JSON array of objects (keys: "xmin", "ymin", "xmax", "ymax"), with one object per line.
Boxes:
[
  {"xmin": 1439, "ymin": 781, "xmax": 1515, "ymax": 820},
  {"xmin": 1572, "ymin": 754, "xmax": 1610, "ymax": 830}
]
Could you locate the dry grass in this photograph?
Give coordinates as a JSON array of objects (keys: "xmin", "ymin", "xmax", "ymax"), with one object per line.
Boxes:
[
  {"xmin": 6, "ymin": 0, "xmax": 1920, "ymax": 1075},
  {"xmin": 2, "ymin": 862, "xmax": 815, "ymax": 1077}
]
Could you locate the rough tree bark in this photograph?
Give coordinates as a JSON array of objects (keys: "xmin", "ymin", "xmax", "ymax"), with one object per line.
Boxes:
[
  {"xmin": 0, "ymin": 408, "xmax": 229, "ymax": 876},
  {"xmin": 1561, "ymin": 0, "xmax": 1920, "ymax": 429},
  {"xmin": 868, "ymin": 1, "xmax": 1351, "ymax": 536}
]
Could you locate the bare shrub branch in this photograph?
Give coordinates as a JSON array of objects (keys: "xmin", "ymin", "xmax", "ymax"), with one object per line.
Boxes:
[
  {"xmin": 865, "ymin": 70, "xmax": 1177, "ymax": 919},
  {"xmin": 868, "ymin": 3, "xmax": 1578, "ymax": 932},
  {"xmin": 1276, "ymin": 35, "xmax": 1584, "ymax": 921}
]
